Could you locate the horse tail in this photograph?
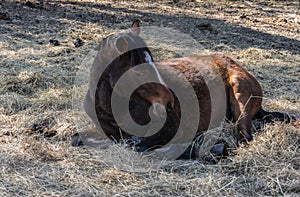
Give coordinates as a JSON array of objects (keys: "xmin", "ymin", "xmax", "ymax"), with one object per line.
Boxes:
[{"xmin": 255, "ymin": 107, "xmax": 297, "ymax": 124}]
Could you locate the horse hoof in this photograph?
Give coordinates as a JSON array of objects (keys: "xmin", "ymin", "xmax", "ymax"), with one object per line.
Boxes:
[
  {"xmin": 178, "ymin": 144, "xmax": 200, "ymax": 160},
  {"xmin": 210, "ymin": 143, "xmax": 228, "ymax": 157}
]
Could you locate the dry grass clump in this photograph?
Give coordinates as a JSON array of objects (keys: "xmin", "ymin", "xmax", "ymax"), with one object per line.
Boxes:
[
  {"xmin": 228, "ymin": 122, "xmax": 300, "ymax": 195},
  {"xmin": 0, "ymin": 0, "xmax": 299, "ymax": 196}
]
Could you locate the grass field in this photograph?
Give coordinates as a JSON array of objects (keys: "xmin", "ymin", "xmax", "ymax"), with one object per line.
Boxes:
[{"xmin": 0, "ymin": 0, "xmax": 299, "ymax": 196}]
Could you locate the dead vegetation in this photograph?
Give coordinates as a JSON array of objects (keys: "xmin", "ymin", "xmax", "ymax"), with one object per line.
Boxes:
[{"xmin": 0, "ymin": 0, "xmax": 299, "ymax": 196}]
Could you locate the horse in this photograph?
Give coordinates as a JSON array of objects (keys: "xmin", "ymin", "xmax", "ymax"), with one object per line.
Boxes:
[{"xmin": 79, "ymin": 20, "xmax": 296, "ymax": 158}]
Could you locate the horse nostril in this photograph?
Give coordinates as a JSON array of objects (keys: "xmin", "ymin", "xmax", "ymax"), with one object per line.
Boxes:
[{"xmin": 166, "ymin": 102, "xmax": 173, "ymax": 113}]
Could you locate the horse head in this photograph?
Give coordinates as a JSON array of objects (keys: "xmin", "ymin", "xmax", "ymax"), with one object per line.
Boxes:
[{"xmin": 89, "ymin": 20, "xmax": 175, "ymax": 141}]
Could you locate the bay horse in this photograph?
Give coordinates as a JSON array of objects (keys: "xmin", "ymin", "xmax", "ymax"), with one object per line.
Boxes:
[{"xmin": 80, "ymin": 20, "xmax": 295, "ymax": 158}]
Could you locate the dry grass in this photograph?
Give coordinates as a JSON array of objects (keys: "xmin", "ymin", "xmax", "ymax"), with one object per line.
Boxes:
[{"xmin": 0, "ymin": 0, "xmax": 299, "ymax": 196}]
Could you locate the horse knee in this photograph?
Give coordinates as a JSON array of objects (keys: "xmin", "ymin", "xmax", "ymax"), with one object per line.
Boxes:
[
  {"xmin": 238, "ymin": 129, "xmax": 253, "ymax": 144},
  {"xmin": 237, "ymin": 118, "xmax": 253, "ymax": 144}
]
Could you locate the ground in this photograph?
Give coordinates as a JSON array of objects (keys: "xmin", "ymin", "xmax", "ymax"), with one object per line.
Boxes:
[{"xmin": 0, "ymin": 0, "xmax": 299, "ymax": 196}]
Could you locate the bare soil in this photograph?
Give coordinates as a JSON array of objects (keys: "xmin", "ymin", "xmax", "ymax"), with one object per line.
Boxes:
[{"xmin": 0, "ymin": 0, "xmax": 299, "ymax": 196}]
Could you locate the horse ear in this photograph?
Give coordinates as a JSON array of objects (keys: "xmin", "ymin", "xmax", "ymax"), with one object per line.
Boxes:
[
  {"xmin": 131, "ymin": 20, "xmax": 140, "ymax": 36},
  {"xmin": 116, "ymin": 37, "xmax": 128, "ymax": 54}
]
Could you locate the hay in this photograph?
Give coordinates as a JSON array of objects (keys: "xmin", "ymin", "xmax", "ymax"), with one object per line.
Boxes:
[{"xmin": 0, "ymin": 0, "xmax": 299, "ymax": 196}]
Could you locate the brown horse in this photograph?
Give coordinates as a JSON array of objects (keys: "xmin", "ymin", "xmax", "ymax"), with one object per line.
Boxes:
[{"xmin": 80, "ymin": 20, "xmax": 295, "ymax": 158}]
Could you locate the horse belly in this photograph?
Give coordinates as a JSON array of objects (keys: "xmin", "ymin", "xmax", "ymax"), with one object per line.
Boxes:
[{"xmin": 157, "ymin": 57, "xmax": 227, "ymax": 136}]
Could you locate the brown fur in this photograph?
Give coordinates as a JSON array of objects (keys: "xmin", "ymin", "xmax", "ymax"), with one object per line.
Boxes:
[
  {"xmin": 82, "ymin": 20, "xmax": 295, "ymax": 154},
  {"xmin": 156, "ymin": 53, "xmax": 263, "ymax": 143}
]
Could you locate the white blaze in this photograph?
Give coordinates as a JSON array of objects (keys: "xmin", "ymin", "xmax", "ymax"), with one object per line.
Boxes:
[{"xmin": 144, "ymin": 51, "xmax": 166, "ymax": 85}]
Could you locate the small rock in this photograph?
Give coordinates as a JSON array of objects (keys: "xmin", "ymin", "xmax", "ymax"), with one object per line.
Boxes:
[
  {"xmin": 2, "ymin": 131, "xmax": 13, "ymax": 136},
  {"xmin": 49, "ymin": 39, "xmax": 60, "ymax": 46},
  {"xmin": 266, "ymin": 10, "xmax": 275, "ymax": 13},
  {"xmin": 240, "ymin": 14, "xmax": 247, "ymax": 19},
  {"xmin": 196, "ymin": 22, "xmax": 213, "ymax": 31},
  {"xmin": 71, "ymin": 133, "xmax": 84, "ymax": 146},
  {"xmin": 43, "ymin": 130, "xmax": 57, "ymax": 138},
  {"xmin": 74, "ymin": 38, "xmax": 84, "ymax": 48},
  {"xmin": 24, "ymin": 1, "xmax": 43, "ymax": 9},
  {"xmin": 24, "ymin": 1, "xmax": 36, "ymax": 9},
  {"xmin": 0, "ymin": 12, "xmax": 10, "ymax": 20},
  {"xmin": 30, "ymin": 123, "xmax": 44, "ymax": 134}
]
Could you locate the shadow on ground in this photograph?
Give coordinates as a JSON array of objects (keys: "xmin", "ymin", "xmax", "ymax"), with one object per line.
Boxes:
[{"xmin": 1, "ymin": 0, "xmax": 299, "ymax": 54}]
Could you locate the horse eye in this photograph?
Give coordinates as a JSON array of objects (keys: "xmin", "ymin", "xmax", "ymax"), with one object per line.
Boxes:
[{"xmin": 166, "ymin": 102, "xmax": 173, "ymax": 113}]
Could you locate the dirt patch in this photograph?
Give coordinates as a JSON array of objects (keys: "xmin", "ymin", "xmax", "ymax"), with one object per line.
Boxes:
[{"xmin": 0, "ymin": 0, "xmax": 299, "ymax": 196}]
